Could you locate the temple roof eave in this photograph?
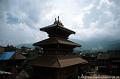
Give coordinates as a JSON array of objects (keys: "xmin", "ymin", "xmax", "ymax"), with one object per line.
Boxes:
[
  {"xmin": 30, "ymin": 55, "xmax": 87, "ymax": 68},
  {"xmin": 40, "ymin": 24, "xmax": 75, "ymax": 34},
  {"xmin": 33, "ymin": 37, "xmax": 81, "ymax": 47}
]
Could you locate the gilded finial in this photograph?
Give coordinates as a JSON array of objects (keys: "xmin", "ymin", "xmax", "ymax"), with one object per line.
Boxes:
[
  {"xmin": 55, "ymin": 18, "xmax": 56, "ymax": 21},
  {"xmin": 58, "ymin": 16, "xmax": 59, "ymax": 21}
]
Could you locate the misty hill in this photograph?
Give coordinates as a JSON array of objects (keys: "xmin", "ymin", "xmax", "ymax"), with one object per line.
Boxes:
[
  {"xmin": 71, "ymin": 39, "xmax": 120, "ymax": 51},
  {"xmin": 16, "ymin": 43, "xmax": 35, "ymax": 48},
  {"xmin": 16, "ymin": 39, "xmax": 120, "ymax": 50}
]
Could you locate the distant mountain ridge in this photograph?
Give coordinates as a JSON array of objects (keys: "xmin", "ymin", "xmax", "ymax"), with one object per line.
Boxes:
[
  {"xmin": 16, "ymin": 43, "xmax": 35, "ymax": 48},
  {"xmin": 16, "ymin": 39, "xmax": 120, "ymax": 50},
  {"xmin": 71, "ymin": 39, "xmax": 120, "ymax": 50}
]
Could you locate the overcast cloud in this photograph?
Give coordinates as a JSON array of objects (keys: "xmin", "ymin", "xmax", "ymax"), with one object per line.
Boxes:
[{"xmin": 0, "ymin": 0, "xmax": 120, "ymax": 46}]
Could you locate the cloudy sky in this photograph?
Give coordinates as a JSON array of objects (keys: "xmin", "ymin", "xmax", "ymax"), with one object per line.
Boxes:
[{"xmin": 0, "ymin": 0, "xmax": 120, "ymax": 46}]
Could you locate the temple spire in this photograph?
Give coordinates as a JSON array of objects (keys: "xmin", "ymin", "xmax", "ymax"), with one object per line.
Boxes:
[
  {"xmin": 55, "ymin": 18, "xmax": 56, "ymax": 21},
  {"xmin": 58, "ymin": 16, "xmax": 59, "ymax": 22}
]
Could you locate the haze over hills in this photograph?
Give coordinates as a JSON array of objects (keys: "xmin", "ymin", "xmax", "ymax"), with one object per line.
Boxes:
[
  {"xmin": 16, "ymin": 43, "xmax": 35, "ymax": 48},
  {"xmin": 71, "ymin": 39, "xmax": 120, "ymax": 50},
  {"xmin": 16, "ymin": 39, "xmax": 120, "ymax": 51}
]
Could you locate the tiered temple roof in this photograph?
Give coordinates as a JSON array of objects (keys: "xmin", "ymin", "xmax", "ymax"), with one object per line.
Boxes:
[
  {"xmin": 31, "ymin": 55, "xmax": 87, "ymax": 68},
  {"xmin": 31, "ymin": 17, "xmax": 87, "ymax": 68},
  {"xmin": 33, "ymin": 37, "xmax": 80, "ymax": 47}
]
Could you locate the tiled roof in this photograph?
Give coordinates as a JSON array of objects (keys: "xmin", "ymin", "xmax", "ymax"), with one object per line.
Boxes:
[
  {"xmin": 97, "ymin": 52, "xmax": 120, "ymax": 59},
  {"xmin": 12, "ymin": 53, "xmax": 26, "ymax": 59},
  {"xmin": 40, "ymin": 22, "xmax": 75, "ymax": 34},
  {"xmin": 31, "ymin": 55, "xmax": 87, "ymax": 68},
  {"xmin": 97, "ymin": 53, "xmax": 110, "ymax": 60},
  {"xmin": 33, "ymin": 37, "xmax": 80, "ymax": 47}
]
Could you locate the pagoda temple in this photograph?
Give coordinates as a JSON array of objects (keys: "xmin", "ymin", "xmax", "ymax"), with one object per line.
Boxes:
[{"xmin": 31, "ymin": 16, "xmax": 87, "ymax": 79}]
